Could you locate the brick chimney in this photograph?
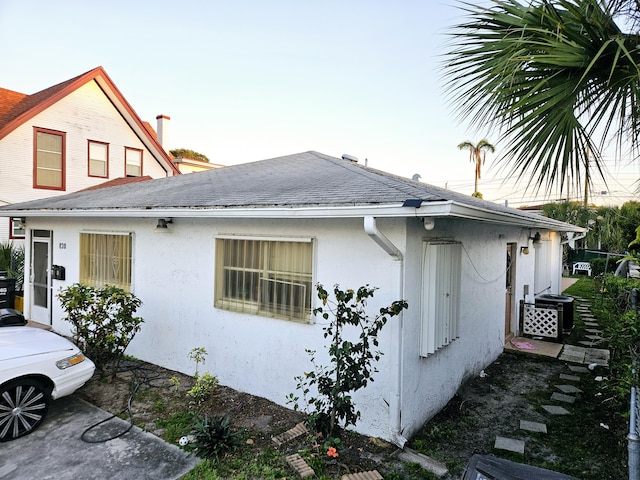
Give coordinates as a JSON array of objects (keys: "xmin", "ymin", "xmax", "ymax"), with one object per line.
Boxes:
[{"xmin": 156, "ymin": 114, "xmax": 170, "ymax": 151}]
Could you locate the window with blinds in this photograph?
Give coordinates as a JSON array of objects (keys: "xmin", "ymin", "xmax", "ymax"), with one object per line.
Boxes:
[
  {"xmin": 34, "ymin": 128, "xmax": 65, "ymax": 189},
  {"xmin": 80, "ymin": 233, "xmax": 133, "ymax": 291},
  {"xmin": 88, "ymin": 140, "xmax": 108, "ymax": 177},
  {"xmin": 215, "ymin": 238, "xmax": 313, "ymax": 322},
  {"xmin": 125, "ymin": 147, "xmax": 142, "ymax": 177}
]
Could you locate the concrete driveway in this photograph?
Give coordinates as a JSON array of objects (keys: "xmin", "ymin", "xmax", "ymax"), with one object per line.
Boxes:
[{"xmin": 0, "ymin": 395, "xmax": 199, "ymax": 480}]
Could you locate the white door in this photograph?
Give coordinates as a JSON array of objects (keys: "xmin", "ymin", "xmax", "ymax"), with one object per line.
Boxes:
[{"xmin": 30, "ymin": 231, "xmax": 52, "ymax": 324}]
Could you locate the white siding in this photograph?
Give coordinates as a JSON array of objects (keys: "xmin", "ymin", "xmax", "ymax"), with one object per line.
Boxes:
[{"xmin": 0, "ymin": 81, "xmax": 170, "ymax": 243}]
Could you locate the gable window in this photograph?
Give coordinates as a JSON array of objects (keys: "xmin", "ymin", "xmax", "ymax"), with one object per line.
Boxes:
[
  {"xmin": 215, "ymin": 237, "xmax": 313, "ymax": 322},
  {"xmin": 420, "ymin": 240, "xmax": 462, "ymax": 356},
  {"xmin": 34, "ymin": 127, "xmax": 65, "ymax": 190},
  {"xmin": 9, "ymin": 217, "xmax": 25, "ymax": 239},
  {"xmin": 80, "ymin": 233, "xmax": 133, "ymax": 291},
  {"xmin": 88, "ymin": 141, "xmax": 109, "ymax": 178},
  {"xmin": 125, "ymin": 147, "xmax": 142, "ymax": 177}
]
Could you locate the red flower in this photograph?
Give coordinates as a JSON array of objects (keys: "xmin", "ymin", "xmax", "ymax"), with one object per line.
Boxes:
[{"xmin": 327, "ymin": 446, "xmax": 339, "ymax": 458}]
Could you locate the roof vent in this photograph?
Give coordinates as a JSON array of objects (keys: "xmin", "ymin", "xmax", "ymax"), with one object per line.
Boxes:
[{"xmin": 341, "ymin": 154, "xmax": 359, "ymax": 163}]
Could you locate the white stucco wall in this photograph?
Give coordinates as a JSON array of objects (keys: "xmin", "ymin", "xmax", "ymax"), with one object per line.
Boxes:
[{"xmin": 21, "ymin": 214, "xmax": 556, "ymax": 442}]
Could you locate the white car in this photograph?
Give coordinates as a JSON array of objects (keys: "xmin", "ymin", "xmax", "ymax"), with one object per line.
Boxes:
[{"xmin": 0, "ymin": 318, "xmax": 95, "ymax": 441}]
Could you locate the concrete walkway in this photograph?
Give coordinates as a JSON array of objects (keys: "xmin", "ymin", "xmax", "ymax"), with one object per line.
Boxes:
[{"xmin": 0, "ymin": 396, "xmax": 199, "ymax": 480}]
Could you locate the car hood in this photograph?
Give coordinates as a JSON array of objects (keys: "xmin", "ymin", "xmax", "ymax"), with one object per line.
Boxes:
[{"xmin": 0, "ymin": 326, "xmax": 77, "ymax": 361}]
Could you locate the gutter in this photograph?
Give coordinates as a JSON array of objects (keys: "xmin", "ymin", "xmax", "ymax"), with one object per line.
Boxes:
[
  {"xmin": 0, "ymin": 200, "xmax": 582, "ymax": 231},
  {"xmin": 363, "ymin": 216, "xmax": 407, "ymax": 447}
]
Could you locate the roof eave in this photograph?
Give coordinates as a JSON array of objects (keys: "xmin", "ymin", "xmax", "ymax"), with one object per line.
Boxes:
[{"xmin": 0, "ymin": 200, "xmax": 585, "ymax": 232}]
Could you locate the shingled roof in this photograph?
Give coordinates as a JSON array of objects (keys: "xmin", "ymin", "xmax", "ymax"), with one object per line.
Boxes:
[{"xmin": 0, "ymin": 151, "xmax": 583, "ymax": 232}]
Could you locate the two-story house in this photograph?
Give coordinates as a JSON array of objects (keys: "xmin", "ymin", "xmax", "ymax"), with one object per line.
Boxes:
[{"xmin": 0, "ymin": 66, "xmax": 179, "ymax": 243}]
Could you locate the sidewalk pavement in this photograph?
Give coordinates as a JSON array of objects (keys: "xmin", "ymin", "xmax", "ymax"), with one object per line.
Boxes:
[{"xmin": 0, "ymin": 396, "xmax": 199, "ymax": 480}]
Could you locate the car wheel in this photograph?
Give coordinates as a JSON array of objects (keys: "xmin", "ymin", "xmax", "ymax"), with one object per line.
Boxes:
[{"xmin": 0, "ymin": 379, "xmax": 50, "ymax": 441}]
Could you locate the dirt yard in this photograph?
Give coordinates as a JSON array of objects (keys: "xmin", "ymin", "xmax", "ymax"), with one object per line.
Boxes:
[{"xmin": 75, "ymin": 350, "xmax": 626, "ymax": 479}]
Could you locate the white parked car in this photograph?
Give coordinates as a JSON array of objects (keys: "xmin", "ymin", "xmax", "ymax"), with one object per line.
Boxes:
[{"xmin": 0, "ymin": 313, "xmax": 95, "ymax": 441}]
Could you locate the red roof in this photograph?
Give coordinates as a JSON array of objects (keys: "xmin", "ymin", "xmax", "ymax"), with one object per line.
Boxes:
[
  {"xmin": 0, "ymin": 67, "xmax": 180, "ymax": 175},
  {"xmin": 79, "ymin": 176, "xmax": 153, "ymax": 191}
]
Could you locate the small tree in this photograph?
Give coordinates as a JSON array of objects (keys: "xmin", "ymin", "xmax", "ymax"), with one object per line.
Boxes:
[
  {"xmin": 58, "ymin": 284, "xmax": 143, "ymax": 378},
  {"xmin": 170, "ymin": 148, "xmax": 209, "ymax": 163},
  {"xmin": 288, "ymin": 284, "xmax": 408, "ymax": 439}
]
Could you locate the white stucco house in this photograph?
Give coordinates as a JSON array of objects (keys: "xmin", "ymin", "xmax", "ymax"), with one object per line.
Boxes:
[
  {"xmin": 0, "ymin": 151, "xmax": 583, "ymax": 444},
  {"xmin": 0, "ymin": 66, "xmax": 179, "ymax": 243}
]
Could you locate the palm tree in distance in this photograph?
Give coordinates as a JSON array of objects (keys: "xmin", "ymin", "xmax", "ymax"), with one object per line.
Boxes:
[
  {"xmin": 457, "ymin": 139, "xmax": 495, "ymax": 195},
  {"xmin": 444, "ymin": 0, "xmax": 640, "ymax": 198}
]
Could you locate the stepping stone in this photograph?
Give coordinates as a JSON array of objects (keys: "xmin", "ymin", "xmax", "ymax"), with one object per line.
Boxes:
[
  {"xmin": 579, "ymin": 340, "xmax": 597, "ymax": 347},
  {"xmin": 520, "ymin": 420, "xmax": 547, "ymax": 433},
  {"xmin": 342, "ymin": 471, "xmax": 384, "ymax": 480},
  {"xmin": 584, "ymin": 321, "xmax": 599, "ymax": 327},
  {"xmin": 272, "ymin": 422, "xmax": 308, "ymax": 446},
  {"xmin": 559, "ymin": 373, "xmax": 581, "ymax": 382},
  {"xmin": 555, "ymin": 384, "xmax": 582, "ymax": 394},
  {"xmin": 285, "ymin": 453, "xmax": 315, "ymax": 478},
  {"xmin": 585, "ymin": 348, "xmax": 610, "ymax": 367},
  {"xmin": 568, "ymin": 365, "xmax": 590, "ymax": 373},
  {"xmin": 585, "ymin": 334, "xmax": 603, "ymax": 340},
  {"xmin": 559, "ymin": 345, "xmax": 586, "ymax": 363},
  {"xmin": 551, "ymin": 392, "xmax": 576, "ymax": 403},
  {"xmin": 542, "ymin": 405, "xmax": 571, "ymax": 415},
  {"xmin": 585, "ymin": 328, "xmax": 602, "ymax": 334},
  {"xmin": 395, "ymin": 448, "xmax": 448, "ymax": 477},
  {"xmin": 495, "ymin": 436, "xmax": 525, "ymax": 454},
  {"xmin": 559, "ymin": 353, "xmax": 585, "ymax": 364}
]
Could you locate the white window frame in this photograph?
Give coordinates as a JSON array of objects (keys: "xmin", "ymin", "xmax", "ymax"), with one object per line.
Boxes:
[
  {"xmin": 9, "ymin": 217, "xmax": 25, "ymax": 239},
  {"xmin": 88, "ymin": 140, "xmax": 109, "ymax": 178},
  {"xmin": 420, "ymin": 240, "xmax": 462, "ymax": 356},
  {"xmin": 214, "ymin": 236, "xmax": 314, "ymax": 322},
  {"xmin": 125, "ymin": 147, "xmax": 143, "ymax": 177}
]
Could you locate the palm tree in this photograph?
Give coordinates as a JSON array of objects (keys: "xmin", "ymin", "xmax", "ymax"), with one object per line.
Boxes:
[
  {"xmin": 444, "ymin": 0, "xmax": 640, "ymax": 197},
  {"xmin": 457, "ymin": 139, "xmax": 495, "ymax": 194}
]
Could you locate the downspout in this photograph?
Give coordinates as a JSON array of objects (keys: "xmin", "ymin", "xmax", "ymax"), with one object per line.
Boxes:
[{"xmin": 363, "ymin": 216, "xmax": 407, "ymax": 447}]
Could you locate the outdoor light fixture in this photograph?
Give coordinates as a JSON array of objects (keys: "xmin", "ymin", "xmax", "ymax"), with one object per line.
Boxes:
[
  {"xmin": 422, "ymin": 218, "xmax": 435, "ymax": 230},
  {"xmin": 156, "ymin": 218, "xmax": 173, "ymax": 229},
  {"xmin": 520, "ymin": 246, "xmax": 530, "ymax": 255},
  {"xmin": 530, "ymin": 231, "xmax": 542, "ymax": 246}
]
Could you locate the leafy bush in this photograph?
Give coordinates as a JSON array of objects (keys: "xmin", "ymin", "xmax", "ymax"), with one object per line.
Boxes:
[
  {"xmin": 589, "ymin": 257, "xmax": 608, "ymax": 277},
  {"xmin": 186, "ymin": 347, "xmax": 218, "ymax": 407},
  {"xmin": 0, "ymin": 242, "xmax": 24, "ymax": 291},
  {"xmin": 184, "ymin": 414, "xmax": 240, "ymax": 460},
  {"xmin": 58, "ymin": 284, "xmax": 143, "ymax": 378},
  {"xmin": 288, "ymin": 284, "xmax": 407, "ymax": 438},
  {"xmin": 187, "ymin": 372, "xmax": 219, "ymax": 406}
]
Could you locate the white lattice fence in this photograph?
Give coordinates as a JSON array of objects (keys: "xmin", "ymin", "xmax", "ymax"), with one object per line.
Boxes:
[{"xmin": 521, "ymin": 302, "xmax": 562, "ymax": 341}]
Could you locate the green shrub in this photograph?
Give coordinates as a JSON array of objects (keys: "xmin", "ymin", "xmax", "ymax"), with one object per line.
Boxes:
[
  {"xmin": 187, "ymin": 372, "xmax": 219, "ymax": 406},
  {"xmin": 58, "ymin": 283, "xmax": 143, "ymax": 378},
  {"xmin": 184, "ymin": 414, "xmax": 240, "ymax": 460},
  {"xmin": 288, "ymin": 284, "xmax": 407, "ymax": 438},
  {"xmin": 0, "ymin": 241, "xmax": 24, "ymax": 291},
  {"xmin": 589, "ymin": 257, "xmax": 608, "ymax": 277}
]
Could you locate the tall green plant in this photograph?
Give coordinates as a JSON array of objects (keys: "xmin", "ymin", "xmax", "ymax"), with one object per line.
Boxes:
[
  {"xmin": 58, "ymin": 283, "xmax": 143, "ymax": 378},
  {"xmin": 288, "ymin": 284, "xmax": 407, "ymax": 438},
  {"xmin": 0, "ymin": 242, "xmax": 24, "ymax": 290}
]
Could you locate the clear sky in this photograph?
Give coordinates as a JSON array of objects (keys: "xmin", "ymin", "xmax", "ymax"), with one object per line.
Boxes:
[{"xmin": 1, "ymin": 0, "xmax": 637, "ymax": 206}]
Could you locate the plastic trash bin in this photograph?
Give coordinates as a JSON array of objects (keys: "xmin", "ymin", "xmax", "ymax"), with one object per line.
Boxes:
[
  {"xmin": 0, "ymin": 308, "xmax": 26, "ymax": 327},
  {"xmin": 0, "ymin": 277, "xmax": 16, "ymax": 309},
  {"xmin": 535, "ymin": 294, "xmax": 575, "ymax": 332}
]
